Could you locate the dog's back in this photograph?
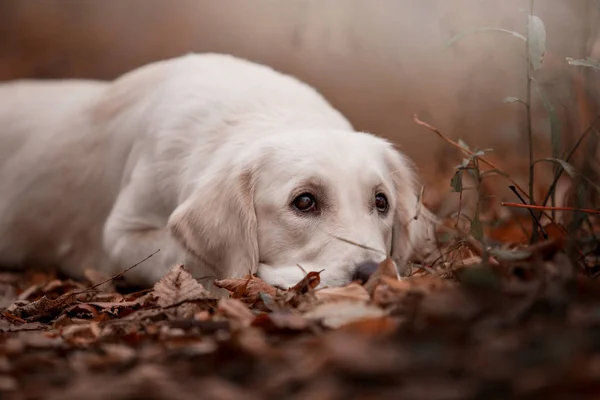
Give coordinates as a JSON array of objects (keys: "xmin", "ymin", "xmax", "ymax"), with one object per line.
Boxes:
[
  {"xmin": 0, "ymin": 80, "xmax": 106, "ymax": 169},
  {"xmin": 0, "ymin": 80, "xmax": 111, "ymax": 271}
]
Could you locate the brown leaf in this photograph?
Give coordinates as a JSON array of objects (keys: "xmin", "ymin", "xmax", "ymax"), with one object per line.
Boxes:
[
  {"xmin": 66, "ymin": 303, "xmax": 100, "ymax": 319},
  {"xmin": 0, "ymin": 282, "xmax": 17, "ymax": 309},
  {"xmin": 544, "ymin": 222, "xmax": 567, "ymax": 243},
  {"xmin": 217, "ymin": 298, "xmax": 255, "ymax": 330},
  {"xmin": 84, "ymin": 297, "xmax": 147, "ymax": 319},
  {"xmin": 372, "ymin": 275, "xmax": 452, "ymax": 307},
  {"xmin": 290, "ymin": 270, "xmax": 322, "ymax": 293},
  {"xmin": 84, "ymin": 268, "xmax": 117, "ymax": 292},
  {"xmin": 214, "ymin": 275, "xmax": 278, "ymax": 303},
  {"xmin": 153, "ymin": 264, "xmax": 210, "ymax": 308},
  {"xmin": 363, "ymin": 258, "xmax": 400, "ymax": 296},
  {"xmin": 2, "ymin": 310, "xmax": 26, "ymax": 325},
  {"xmin": 14, "ymin": 292, "xmax": 76, "ymax": 319},
  {"xmin": 61, "ymin": 321, "xmax": 101, "ymax": 344},
  {"xmin": 314, "ymin": 283, "xmax": 370, "ymax": 303},
  {"xmin": 337, "ymin": 316, "xmax": 400, "ymax": 337},
  {"xmin": 303, "ymin": 300, "xmax": 387, "ymax": 329},
  {"xmin": 17, "ymin": 284, "xmax": 40, "ymax": 301},
  {"xmin": 0, "ymin": 319, "xmax": 46, "ymax": 332},
  {"xmin": 485, "ymin": 215, "xmax": 531, "ymax": 245},
  {"xmin": 251, "ymin": 312, "xmax": 309, "ymax": 332}
]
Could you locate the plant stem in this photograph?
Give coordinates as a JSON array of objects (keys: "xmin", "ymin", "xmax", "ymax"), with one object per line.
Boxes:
[
  {"xmin": 540, "ymin": 115, "xmax": 600, "ymax": 208},
  {"xmin": 413, "ymin": 115, "xmax": 530, "ymax": 200},
  {"xmin": 502, "ymin": 202, "xmax": 600, "ymax": 215},
  {"xmin": 526, "ymin": 0, "xmax": 537, "ymax": 242}
]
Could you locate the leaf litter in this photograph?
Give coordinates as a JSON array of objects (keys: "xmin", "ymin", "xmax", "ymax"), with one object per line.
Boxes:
[{"xmin": 1, "ymin": 219, "xmax": 600, "ymax": 400}]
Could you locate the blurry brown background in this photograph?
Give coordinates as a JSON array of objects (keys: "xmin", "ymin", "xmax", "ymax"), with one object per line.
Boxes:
[{"xmin": 1, "ymin": 0, "xmax": 599, "ymax": 208}]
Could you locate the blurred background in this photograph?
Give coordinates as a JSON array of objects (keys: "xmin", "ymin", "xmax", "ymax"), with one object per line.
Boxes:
[{"xmin": 1, "ymin": 0, "xmax": 599, "ymax": 212}]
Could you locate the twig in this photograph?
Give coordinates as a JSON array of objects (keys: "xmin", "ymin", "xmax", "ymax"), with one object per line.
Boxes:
[
  {"xmin": 77, "ymin": 249, "xmax": 161, "ymax": 294},
  {"xmin": 413, "ymin": 115, "xmax": 530, "ymax": 200},
  {"xmin": 526, "ymin": 0, "xmax": 536, "ymax": 242},
  {"xmin": 508, "ymin": 185, "xmax": 548, "ymax": 239},
  {"xmin": 331, "ymin": 235, "xmax": 387, "ymax": 256},
  {"xmin": 436, "ymin": 224, "xmax": 500, "ymax": 267},
  {"xmin": 162, "ymin": 296, "xmax": 217, "ymax": 310},
  {"xmin": 502, "ymin": 202, "xmax": 600, "ymax": 215},
  {"xmin": 541, "ymin": 115, "xmax": 600, "ymax": 208}
]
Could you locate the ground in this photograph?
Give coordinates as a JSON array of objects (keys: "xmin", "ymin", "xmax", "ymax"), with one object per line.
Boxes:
[{"xmin": 1, "ymin": 211, "xmax": 600, "ymax": 400}]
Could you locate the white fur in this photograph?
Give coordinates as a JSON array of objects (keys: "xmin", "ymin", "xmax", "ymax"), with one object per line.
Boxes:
[{"xmin": 0, "ymin": 53, "xmax": 435, "ymax": 288}]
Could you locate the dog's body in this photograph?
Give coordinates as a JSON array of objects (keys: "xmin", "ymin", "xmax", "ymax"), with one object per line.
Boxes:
[{"xmin": 0, "ymin": 53, "xmax": 434, "ymax": 288}]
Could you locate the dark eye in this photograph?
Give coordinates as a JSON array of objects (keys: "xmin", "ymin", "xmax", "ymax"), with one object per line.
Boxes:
[
  {"xmin": 375, "ymin": 193, "xmax": 389, "ymax": 213},
  {"xmin": 293, "ymin": 193, "xmax": 317, "ymax": 212}
]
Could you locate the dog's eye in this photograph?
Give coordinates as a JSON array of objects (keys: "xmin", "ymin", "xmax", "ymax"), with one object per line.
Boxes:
[
  {"xmin": 292, "ymin": 193, "xmax": 317, "ymax": 212},
  {"xmin": 375, "ymin": 193, "xmax": 389, "ymax": 213}
]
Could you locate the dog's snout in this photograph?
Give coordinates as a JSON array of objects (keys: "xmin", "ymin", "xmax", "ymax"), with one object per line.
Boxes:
[{"xmin": 352, "ymin": 260, "xmax": 379, "ymax": 284}]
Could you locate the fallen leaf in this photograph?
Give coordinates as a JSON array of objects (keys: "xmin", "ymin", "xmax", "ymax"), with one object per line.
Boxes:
[
  {"xmin": 0, "ymin": 282, "xmax": 17, "ymax": 309},
  {"xmin": 61, "ymin": 322, "xmax": 101, "ymax": 344},
  {"xmin": 314, "ymin": 283, "xmax": 370, "ymax": 303},
  {"xmin": 84, "ymin": 268, "xmax": 117, "ymax": 292},
  {"xmin": 66, "ymin": 303, "xmax": 100, "ymax": 319},
  {"xmin": 2, "ymin": 310, "xmax": 26, "ymax": 325},
  {"xmin": 337, "ymin": 316, "xmax": 400, "ymax": 337},
  {"xmin": 17, "ymin": 284, "xmax": 41, "ymax": 301},
  {"xmin": 217, "ymin": 298, "xmax": 255, "ymax": 330},
  {"xmin": 372, "ymin": 275, "xmax": 453, "ymax": 307},
  {"xmin": 13, "ymin": 292, "xmax": 76, "ymax": 319},
  {"xmin": 485, "ymin": 215, "xmax": 531, "ymax": 245},
  {"xmin": 303, "ymin": 300, "xmax": 387, "ymax": 329},
  {"xmin": 214, "ymin": 275, "xmax": 278, "ymax": 303},
  {"xmin": 153, "ymin": 265, "xmax": 210, "ymax": 308},
  {"xmin": 251, "ymin": 312, "xmax": 309, "ymax": 332},
  {"xmin": 544, "ymin": 222, "xmax": 567, "ymax": 243},
  {"xmin": 290, "ymin": 270, "xmax": 322, "ymax": 293},
  {"xmin": 0, "ymin": 320, "xmax": 46, "ymax": 332},
  {"xmin": 363, "ymin": 258, "xmax": 400, "ymax": 295},
  {"xmin": 489, "ymin": 248, "xmax": 532, "ymax": 262}
]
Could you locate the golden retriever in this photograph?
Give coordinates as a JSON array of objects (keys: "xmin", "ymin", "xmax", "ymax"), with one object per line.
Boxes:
[{"xmin": 0, "ymin": 53, "xmax": 435, "ymax": 288}]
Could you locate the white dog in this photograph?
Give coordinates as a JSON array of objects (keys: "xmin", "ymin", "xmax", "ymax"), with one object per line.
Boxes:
[{"xmin": 0, "ymin": 53, "xmax": 435, "ymax": 288}]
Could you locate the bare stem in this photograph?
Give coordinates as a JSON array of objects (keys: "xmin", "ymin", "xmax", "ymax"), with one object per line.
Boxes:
[
  {"xmin": 541, "ymin": 115, "xmax": 600, "ymax": 208},
  {"xmin": 526, "ymin": 0, "xmax": 537, "ymax": 242},
  {"xmin": 413, "ymin": 115, "xmax": 530, "ymax": 200},
  {"xmin": 502, "ymin": 202, "xmax": 600, "ymax": 215}
]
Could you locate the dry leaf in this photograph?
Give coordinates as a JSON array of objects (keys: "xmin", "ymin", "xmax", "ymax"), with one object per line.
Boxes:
[
  {"xmin": 14, "ymin": 292, "xmax": 76, "ymax": 319},
  {"xmin": 363, "ymin": 258, "xmax": 400, "ymax": 295},
  {"xmin": 153, "ymin": 265, "xmax": 210, "ymax": 308},
  {"xmin": 251, "ymin": 312, "xmax": 309, "ymax": 332},
  {"xmin": 217, "ymin": 298, "xmax": 255, "ymax": 330},
  {"xmin": 303, "ymin": 300, "xmax": 387, "ymax": 329},
  {"xmin": 337, "ymin": 316, "xmax": 400, "ymax": 337},
  {"xmin": 290, "ymin": 270, "xmax": 322, "ymax": 293},
  {"xmin": 314, "ymin": 283, "xmax": 370, "ymax": 303},
  {"xmin": 84, "ymin": 268, "xmax": 117, "ymax": 292},
  {"xmin": 214, "ymin": 275, "xmax": 278, "ymax": 302}
]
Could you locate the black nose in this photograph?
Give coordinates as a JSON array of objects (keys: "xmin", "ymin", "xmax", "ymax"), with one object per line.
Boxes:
[{"xmin": 352, "ymin": 260, "xmax": 379, "ymax": 284}]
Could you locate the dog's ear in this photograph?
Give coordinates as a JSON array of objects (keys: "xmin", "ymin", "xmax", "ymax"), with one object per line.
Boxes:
[
  {"xmin": 383, "ymin": 144, "xmax": 437, "ymax": 263},
  {"xmin": 167, "ymin": 160, "xmax": 259, "ymax": 279}
]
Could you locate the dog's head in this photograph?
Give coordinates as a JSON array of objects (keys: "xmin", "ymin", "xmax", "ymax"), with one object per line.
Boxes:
[{"xmin": 168, "ymin": 130, "xmax": 436, "ymax": 288}]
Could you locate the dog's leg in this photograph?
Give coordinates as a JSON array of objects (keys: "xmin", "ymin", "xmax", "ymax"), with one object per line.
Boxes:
[{"xmin": 102, "ymin": 182, "xmax": 186, "ymax": 287}]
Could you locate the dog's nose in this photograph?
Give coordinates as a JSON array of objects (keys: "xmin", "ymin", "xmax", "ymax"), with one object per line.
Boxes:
[{"xmin": 352, "ymin": 260, "xmax": 379, "ymax": 284}]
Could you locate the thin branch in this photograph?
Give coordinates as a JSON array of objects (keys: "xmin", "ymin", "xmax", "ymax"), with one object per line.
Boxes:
[
  {"xmin": 526, "ymin": 0, "xmax": 536, "ymax": 242},
  {"xmin": 77, "ymin": 249, "xmax": 161, "ymax": 294},
  {"xmin": 413, "ymin": 115, "xmax": 530, "ymax": 200},
  {"xmin": 331, "ymin": 235, "xmax": 387, "ymax": 256},
  {"xmin": 436, "ymin": 224, "xmax": 500, "ymax": 267},
  {"xmin": 509, "ymin": 185, "xmax": 548, "ymax": 239},
  {"xmin": 541, "ymin": 115, "xmax": 600, "ymax": 208},
  {"xmin": 502, "ymin": 202, "xmax": 600, "ymax": 215}
]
